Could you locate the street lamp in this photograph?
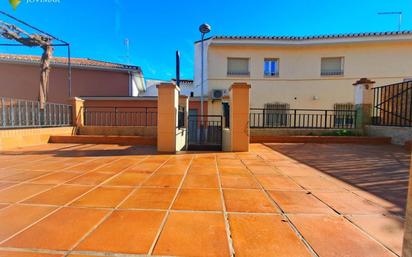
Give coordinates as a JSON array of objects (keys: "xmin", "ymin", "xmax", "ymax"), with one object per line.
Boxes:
[{"xmin": 199, "ymin": 23, "xmax": 211, "ymax": 119}]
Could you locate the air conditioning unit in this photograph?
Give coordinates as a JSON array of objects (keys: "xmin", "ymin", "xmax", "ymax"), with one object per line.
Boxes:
[{"xmin": 211, "ymin": 89, "xmax": 224, "ymax": 100}]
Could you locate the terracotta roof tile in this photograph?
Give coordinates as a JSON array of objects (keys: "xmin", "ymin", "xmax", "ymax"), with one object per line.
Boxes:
[
  {"xmin": 0, "ymin": 54, "xmax": 141, "ymax": 72},
  {"xmin": 213, "ymin": 30, "xmax": 412, "ymax": 41}
]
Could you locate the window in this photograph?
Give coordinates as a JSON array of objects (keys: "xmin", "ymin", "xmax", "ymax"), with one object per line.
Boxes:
[
  {"xmin": 264, "ymin": 58, "xmax": 279, "ymax": 77},
  {"xmin": 321, "ymin": 57, "xmax": 344, "ymax": 76},
  {"xmin": 227, "ymin": 58, "xmax": 249, "ymax": 76}
]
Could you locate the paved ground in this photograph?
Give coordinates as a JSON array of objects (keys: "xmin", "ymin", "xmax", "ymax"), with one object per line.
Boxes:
[{"xmin": 0, "ymin": 143, "xmax": 409, "ymax": 257}]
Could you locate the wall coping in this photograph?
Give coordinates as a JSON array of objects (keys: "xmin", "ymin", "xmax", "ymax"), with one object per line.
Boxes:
[
  {"xmin": 79, "ymin": 96, "xmax": 158, "ymax": 101},
  {"xmin": 156, "ymin": 83, "xmax": 180, "ymax": 91},
  {"xmin": 229, "ymin": 83, "xmax": 251, "ymax": 91}
]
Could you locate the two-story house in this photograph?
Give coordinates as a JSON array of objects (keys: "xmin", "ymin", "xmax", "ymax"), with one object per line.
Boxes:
[{"xmin": 194, "ymin": 31, "xmax": 412, "ymax": 115}]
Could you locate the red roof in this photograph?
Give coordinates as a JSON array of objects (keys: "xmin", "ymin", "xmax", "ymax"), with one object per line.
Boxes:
[
  {"xmin": 0, "ymin": 54, "xmax": 141, "ymax": 73},
  {"xmin": 212, "ymin": 31, "xmax": 412, "ymax": 41}
]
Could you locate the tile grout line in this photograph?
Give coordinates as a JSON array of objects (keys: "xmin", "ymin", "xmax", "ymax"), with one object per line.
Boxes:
[
  {"xmin": 216, "ymin": 155, "xmax": 236, "ymax": 257},
  {"xmin": 64, "ymin": 155, "xmax": 172, "ymax": 257},
  {"xmin": 240, "ymin": 153, "xmax": 320, "ymax": 257},
  {"xmin": 146, "ymin": 155, "xmax": 195, "ymax": 256},
  {"xmin": 0, "ymin": 144, "xmax": 118, "ymax": 194},
  {"xmin": 342, "ymin": 215, "xmax": 401, "ymax": 257},
  {"xmin": 0, "ymin": 154, "xmax": 151, "ymax": 249}
]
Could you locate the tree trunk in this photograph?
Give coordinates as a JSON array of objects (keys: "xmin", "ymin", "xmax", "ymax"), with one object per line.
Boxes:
[{"xmin": 39, "ymin": 45, "xmax": 52, "ymax": 110}]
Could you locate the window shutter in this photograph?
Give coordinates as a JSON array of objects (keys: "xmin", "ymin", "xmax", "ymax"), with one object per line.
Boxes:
[{"xmin": 228, "ymin": 58, "xmax": 249, "ymax": 75}]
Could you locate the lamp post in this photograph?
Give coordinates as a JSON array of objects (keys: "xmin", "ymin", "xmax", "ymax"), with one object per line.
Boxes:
[{"xmin": 199, "ymin": 23, "xmax": 211, "ymax": 120}]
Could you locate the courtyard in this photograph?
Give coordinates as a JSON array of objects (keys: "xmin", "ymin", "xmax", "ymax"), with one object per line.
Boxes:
[{"xmin": 0, "ymin": 142, "xmax": 409, "ymax": 257}]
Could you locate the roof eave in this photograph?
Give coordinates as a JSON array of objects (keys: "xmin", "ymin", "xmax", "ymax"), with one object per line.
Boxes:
[{"xmin": 210, "ymin": 34, "xmax": 412, "ymax": 47}]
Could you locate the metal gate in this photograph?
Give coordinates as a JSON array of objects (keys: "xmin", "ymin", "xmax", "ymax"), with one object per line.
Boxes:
[{"xmin": 188, "ymin": 115, "xmax": 222, "ymax": 151}]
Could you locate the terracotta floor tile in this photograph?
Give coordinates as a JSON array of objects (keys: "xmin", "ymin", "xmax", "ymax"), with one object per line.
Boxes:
[
  {"xmin": 347, "ymin": 214, "xmax": 404, "ymax": 255},
  {"xmin": 188, "ymin": 166, "xmax": 217, "ymax": 175},
  {"xmin": 65, "ymin": 172, "xmax": 115, "ymax": 185},
  {"xmin": 229, "ymin": 214, "xmax": 312, "ymax": 257},
  {"xmin": 153, "ymin": 212, "xmax": 230, "ymax": 257},
  {"xmin": 219, "ymin": 167, "xmax": 250, "ymax": 177},
  {"xmin": 255, "ymin": 175, "xmax": 303, "ymax": 191},
  {"xmin": 277, "ymin": 165, "xmax": 325, "ymax": 177},
  {"xmin": 93, "ymin": 158, "xmax": 137, "ymax": 173},
  {"xmin": 1, "ymin": 171, "xmax": 51, "ymax": 182},
  {"xmin": 246, "ymin": 165, "xmax": 281, "ymax": 175},
  {"xmin": 268, "ymin": 191, "xmax": 335, "ymax": 214},
  {"xmin": 0, "ymin": 184, "xmax": 53, "ymax": 203},
  {"xmin": 0, "ymin": 251, "xmax": 63, "ymax": 257},
  {"xmin": 120, "ymin": 188, "xmax": 177, "ymax": 209},
  {"xmin": 30, "ymin": 172, "xmax": 81, "ymax": 184},
  {"xmin": 224, "ymin": 189, "xmax": 279, "ymax": 213},
  {"xmin": 220, "ymin": 175, "xmax": 260, "ymax": 189},
  {"xmin": 104, "ymin": 172, "xmax": 148, "ymax": 187},
  {"xmin": 313, "ymin": 191, "xmax": 388, "ymax": 214},
  {"xmin": 125, "ymin": 163, "xmax": 161, "ymax": 173},
  {"xmin": 71, "ymin": 187, "xmax": 132, "ymax": 208},
  {"xmin": 291, "ymin": 176, "xmax": 346, "ymax": 191},
  {"xmin": 23, "ymin": 185, "xmax": 92, "ymax": 206},
  {"xmin": 289, "ymin": 214, "xmax": 395, "ymax": 257},
  {"xmin": 182, "ymin": 175, "xmax": 219, "ymax": 188},
  {"xmin": 0, "ymin": 204, "xmax": 8, "ymax": 210},
  {"xmin": 0, "ymin": 205, "xmax": 56, "ymax": 241},
  {"xmin": 63, "ymin": 158, "xmax": 116, "ymax": 172},
  {"xmin": 76, "ymin": 210, "xmax": 165, "ymax": 254},
  {"xmin": 155, "ymin": 164, "xmax": 188, "ymax": 175},
  {"xmin": 0, "ymin": 182, "xmax": 16, "ymax": 191},
  {"xmin": 2, "ymin": 207, "xmax": 108, "ymax": 251},
  {"xmin": 142, "ymin": 175, "xmax": 182, "ymax": 188},
  {"xmin": 172, "ymin": 188, "xmax": 222, "ymax": 211}
]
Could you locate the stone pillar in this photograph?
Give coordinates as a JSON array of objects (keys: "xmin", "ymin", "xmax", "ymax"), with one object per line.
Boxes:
[
  {"xmin": 229, "ymin": 82, "xmax": 251, "ymax": 152},
  {"xmin": 157, "ymin": 83, "xmax": 180, "ymax": 153},
  {"xmin": 403, "ymin": 153, "xmax": 412, "ymax": 257},
  {"xmin": 69, "ymin": 97, "xmax": 84, "ymax": 127},
  {"xmin": 353, "ymin": 78, "xmax": 375, "ymax": 133}
]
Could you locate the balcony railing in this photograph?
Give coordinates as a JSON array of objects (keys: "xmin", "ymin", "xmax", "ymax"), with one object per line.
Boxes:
[
  {"xmin": 250, "ymin": 108, "xmax": 356, "ymax": 129},
  {"xmin": 0, "ymin": 97, "xmax": 72, "ymax": 129},
  {"xmin": 84, "ymin": 106, "xmax": 157, "ymax": 127},
  {"xmin": 321, "ymin": 70, "xmax": 344, "ymax": 76},
  {"xmin": 227, "ymin": 71, "xmax": 250, "ymax": 76}
]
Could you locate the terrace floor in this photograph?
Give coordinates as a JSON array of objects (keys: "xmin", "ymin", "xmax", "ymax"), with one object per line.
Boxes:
[{"xmin": 0, "ymin": 143, "xmax": 409, "ymax": 257}]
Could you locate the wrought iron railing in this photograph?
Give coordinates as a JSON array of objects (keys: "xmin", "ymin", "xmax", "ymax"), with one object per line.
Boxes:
[
  {"xmin": 84, "ymin": 106, "xmax": 157, "ymax": 127},
  {"xmin": 321, "ymin": 70, "xmax": 344, "ymax": 76},
  {"xmin": 250, "ymin": 108, "xmax": 356, "ymax": 129},
  {"xmin": 372, "ymin": 81, "xmax": 412, "ymax": 127},
  {"xmin": 0, "ymin": 97, "xmax": 72, "ymax": 129}
]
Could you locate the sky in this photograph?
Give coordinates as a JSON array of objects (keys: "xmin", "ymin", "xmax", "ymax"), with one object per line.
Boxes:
[{"xmin": 0, "ymin": 0, "xmax": 411, "ymax": 80}]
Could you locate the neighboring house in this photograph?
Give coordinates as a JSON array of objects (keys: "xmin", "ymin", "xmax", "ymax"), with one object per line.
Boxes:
[
  {"xmin": 142, "ymin": 78, "xmax": 207, "ymax": 116},
  {"xmin": 0, "ymin": 54, "xmax": 146, "ymax": 103},
  {"xmin": 194, "ymin": 31, "xmax": 412, "ymax": 115}
]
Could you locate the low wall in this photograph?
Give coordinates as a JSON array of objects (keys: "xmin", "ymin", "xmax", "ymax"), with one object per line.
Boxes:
[
  {"xmin": 79, "ymin": 126, "xmax": 157, "ymax": 137},
  {"xmin": 251, "ymin": 135, "xmax": 391, "ymax": 144},
  {"xmin": 251, "ymin": 128, "xmax": 362, "ymax": 136},
  {"xmin": 367, "ymin": 125, "xmax": 412, "ymax": 145},
  {"xmin": 176, "ymin": 128, "xmax": 187, "ymax": 151},
  {"xmin": 0, "ymin": 127, "xmax": 75, "ymax": 150},
  {"xmin": 222, "ymin": 128, "xmax": 231, "ymax": 152}
]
